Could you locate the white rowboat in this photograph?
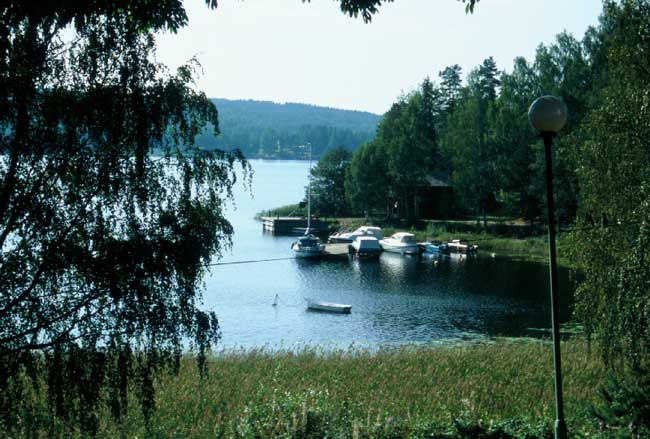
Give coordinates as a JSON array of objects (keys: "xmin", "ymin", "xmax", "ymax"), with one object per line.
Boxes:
[{"xmin": 306, "ymin": 299, "xmax": 352, "ymax": 314}]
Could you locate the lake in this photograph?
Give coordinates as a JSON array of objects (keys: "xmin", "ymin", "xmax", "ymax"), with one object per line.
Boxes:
[{"xmin": 204, "ymin": 159, "xmax": 572, "ymax": 350}]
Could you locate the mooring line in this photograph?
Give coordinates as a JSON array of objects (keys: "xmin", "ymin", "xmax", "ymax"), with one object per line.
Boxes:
[{"xmin": 211, "ymin": 257, "xmax": 295, "ymax": 266}]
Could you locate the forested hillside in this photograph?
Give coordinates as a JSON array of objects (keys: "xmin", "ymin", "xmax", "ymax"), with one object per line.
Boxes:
[{"xmin": 195, "ymin": 99, "xmax": 381, "ymax": 159}]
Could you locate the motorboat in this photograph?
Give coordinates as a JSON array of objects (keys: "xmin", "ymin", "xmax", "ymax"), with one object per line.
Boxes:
[
  {"xmin": 419, "ymin": 241, "xmax": 449, "ymax": 255},
  {"xmin": 292, "ymin": 142, "xmax": 324, "ymax": 258},
  {"xmin": 379, "ymin": 232, "xmax": 420, "ymax": 255},
  {"xmin": 328, "ymin": 226, "xmax": 383, "ymax": 243},
  {"xmin": 291, "ymin": 234, "xmax": 325, "ymax": 258},
  {"xmin": 446, "ymin": 239, "xmax": 478, "ymax": 254},
  {"xmin": 306, "ymin": 299, "xmax": 352, "ymax": 314},
  {"xmin": 350, "ymin": 236, "xmax": 382, "ymax": 259}
]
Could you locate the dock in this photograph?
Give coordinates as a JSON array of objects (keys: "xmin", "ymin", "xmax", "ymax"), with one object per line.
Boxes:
[{"xmin": 261, "ymin": 216, "xmax": 328, "ymax": 235}]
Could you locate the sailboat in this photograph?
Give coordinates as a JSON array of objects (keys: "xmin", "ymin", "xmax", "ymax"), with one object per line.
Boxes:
[{"xmin": 291, "ymin": 142, "xmax": 325, "ymax": 258}]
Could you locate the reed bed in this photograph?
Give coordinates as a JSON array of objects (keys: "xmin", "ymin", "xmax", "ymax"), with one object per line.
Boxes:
[{"xmin": 98, "ymin": 339, "xmax": 604, "ymax": 438}]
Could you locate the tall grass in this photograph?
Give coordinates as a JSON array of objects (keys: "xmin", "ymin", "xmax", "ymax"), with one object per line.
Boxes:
[{"xmin": 90, "ymin": 340, "xmax": 603, "ymax": 438}]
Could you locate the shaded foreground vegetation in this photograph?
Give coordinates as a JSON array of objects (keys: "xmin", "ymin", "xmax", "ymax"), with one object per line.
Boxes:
[{"xmin": 7, "ymin": 340, "xmax": 606, "ymax": 438}]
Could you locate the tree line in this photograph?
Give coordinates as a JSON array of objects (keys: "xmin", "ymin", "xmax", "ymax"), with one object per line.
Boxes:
[{"xmin": 313, "ymin": 36, "xmax": 592, "ymax": 224}]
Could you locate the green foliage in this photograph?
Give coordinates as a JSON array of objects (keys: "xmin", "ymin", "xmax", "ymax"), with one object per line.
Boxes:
[
  {"xmin": 341, "ymin": 27, "xmax": 595, "ymax": 224},
  {"xmin": 438, "ymin": 64, "xmax": 463, "ymax": 113},
  {"xmin": 592, "ymin": 367, "xmax": 650, "ymax": 438},
  {"xmin": 345, "ymin": 78, "xmax": 442, "ymax": 219},
  {"xmin": 568, "ymin": 0, "xmax": 650, "ymax": 366},
  {"xmin": 0, "ymin": 1, "xmax": 248, "ymax": 435},
  {"xmin": 345, "ymin": 140, "xmax": 390, "ymax": 215},
  {"xmin": 315, "ymin": 0, "xmax": 480, "ymax": 23},
  {"xmin": 308, "ymin": 147, "xmax": 352, "ymax": 217},
  {"xmin": 487, "ymin": 57, "xmax": 538, "ymax": 217}
]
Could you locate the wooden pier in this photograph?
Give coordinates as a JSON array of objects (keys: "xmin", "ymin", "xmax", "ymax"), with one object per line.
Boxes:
[{"xmin": 261, "ymin": 216, "xmax": 328, "ymax": 235}]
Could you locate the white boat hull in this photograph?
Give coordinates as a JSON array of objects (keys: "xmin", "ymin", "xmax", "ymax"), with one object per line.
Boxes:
[
  {"xmin": 306, "ymin": 300, "xmax": 352, "ymax": 314},
  {"xmin": 379, "ymin": 243, "xmax": 420, "ymax": 255},
  {"xmin": 447, "ymin": 241, "xmax": 478, "ymax": 254}
]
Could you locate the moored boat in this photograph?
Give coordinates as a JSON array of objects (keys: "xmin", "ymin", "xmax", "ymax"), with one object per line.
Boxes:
[
  {"xmin": 291, "ymin": 142, "xmax": 325, "ymax": 258},
  {"xmin": 306, "ymin": 299, "xmax": 352, "ymax": 314},
  {"xmin": 350, "ymin": 236, "xmax": 382, "ymax": 259},
  {"xmin": 447, "ymin": 239, "xmax": 478, "ymax": 254},
  {"xmin": 420, "ymin": 241, "xmax": 449, "ymax": 255},
  {"xmin": 379, "ymin": 232, "xmax": 420, "ymax": 255},
  {"xmin": 291, "ymin": 234, "xmax": 325, "ymax": 258},
  {"xmin": 329, "ymin": 226, "xmax": 383, "ymax": 243}
]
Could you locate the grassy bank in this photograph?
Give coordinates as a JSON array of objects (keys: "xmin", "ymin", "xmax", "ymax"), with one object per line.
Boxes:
[
  {"xmin": 87, "ymin": 340, "xmax": 604, "ymax": 438},
  {"xmin": 385, "ymin": 226, "xmax": 549, "ymax": 257}
]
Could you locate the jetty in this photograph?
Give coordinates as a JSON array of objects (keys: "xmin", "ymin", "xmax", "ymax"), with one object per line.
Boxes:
[{"xmin": 261, "ymin": 216, "xmax": 328, "ymax": 235}]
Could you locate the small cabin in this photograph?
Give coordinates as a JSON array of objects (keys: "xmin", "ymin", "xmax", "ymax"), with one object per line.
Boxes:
[
  {"xmin": 414, "ymin": 176, "xmax": 453, "ymax": 219},
  {"xmin": 386, "ymin": 176, "xmax": 453, "ymax": 220}
]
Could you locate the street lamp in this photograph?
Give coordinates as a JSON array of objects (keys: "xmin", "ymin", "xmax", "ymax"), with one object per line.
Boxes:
[{"xmin": 528, "ymin": 95, "xmax": 568, "ymax": 439}]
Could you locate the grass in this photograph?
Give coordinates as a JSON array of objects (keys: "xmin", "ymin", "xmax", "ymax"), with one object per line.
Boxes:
[
  {"xmin": 87, "ymin": 339, "xmax": 605, "ymax": 438},
  {"xmin": 384, "ymin": 226, "xmax": 548, "ymax": 255}
]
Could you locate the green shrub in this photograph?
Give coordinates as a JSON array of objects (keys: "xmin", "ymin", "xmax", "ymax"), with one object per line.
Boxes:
[{"xmin": 591, "ymin": 366, "xmax": 650, "ymax": 438}]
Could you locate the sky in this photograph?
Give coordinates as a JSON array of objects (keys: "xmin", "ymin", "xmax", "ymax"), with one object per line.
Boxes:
[{"xmin": 156, "ymin": 0, "xmax": 603, "ymax": 115}]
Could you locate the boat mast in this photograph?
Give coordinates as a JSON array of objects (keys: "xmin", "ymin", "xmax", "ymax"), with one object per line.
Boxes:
[{"xmin": 306, "ymin": 142, "xmax": 312, "ymax": 235}]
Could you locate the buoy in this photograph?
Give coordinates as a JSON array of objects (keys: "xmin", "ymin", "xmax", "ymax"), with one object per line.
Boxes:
[{"xmin": 272, "ymin": 294, "xmax": 279, "ymax": 306}]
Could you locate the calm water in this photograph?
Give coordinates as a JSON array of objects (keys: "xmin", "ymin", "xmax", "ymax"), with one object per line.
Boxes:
[{"xmin": 204, "ymin": 160, "xmax": 572, "ymax": 350}]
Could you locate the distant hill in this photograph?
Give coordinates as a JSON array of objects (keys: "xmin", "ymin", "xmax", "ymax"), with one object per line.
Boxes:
[{"xmin": 194, "ymin": 99, "xmax": 382, "ymax": 159}]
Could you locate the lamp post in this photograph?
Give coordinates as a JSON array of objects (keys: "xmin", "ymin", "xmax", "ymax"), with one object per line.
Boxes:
[{"xmin": 528, "ymin": 95, "xmax": 568, "ymax": 439}]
